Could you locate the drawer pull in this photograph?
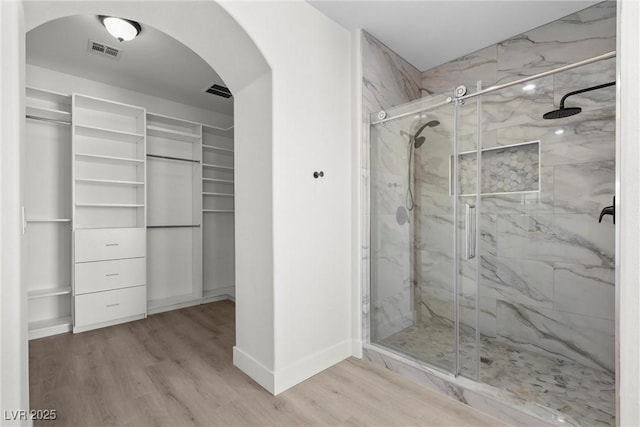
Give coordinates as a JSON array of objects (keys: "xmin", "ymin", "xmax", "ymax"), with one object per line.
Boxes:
[
  {"xmin": 105, "ymin": 273, "xmax": 120, "ymax": 277},
  {"xmin": 106, "ymin": 303, "xmax": 120, "ymax": 308},
  {"xmin": 105, "ymin": 243, "xmax": 120, "ymax": 247}
]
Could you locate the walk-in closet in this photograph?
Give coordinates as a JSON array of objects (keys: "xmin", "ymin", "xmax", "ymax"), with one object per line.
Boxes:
[{"xmin": 24, "ymin": 14, "xmax": 236, "ymax": 339}]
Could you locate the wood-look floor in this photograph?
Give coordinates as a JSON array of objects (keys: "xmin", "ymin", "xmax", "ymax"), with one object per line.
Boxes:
[{"xmin": 30, "ymin": 301, "xmax": 506, "ymax": 426}]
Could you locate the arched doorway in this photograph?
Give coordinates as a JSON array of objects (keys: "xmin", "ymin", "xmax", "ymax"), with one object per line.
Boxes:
[{"xmin": 19, "ymin": 0, "xmax": 276, "ymax": 403}]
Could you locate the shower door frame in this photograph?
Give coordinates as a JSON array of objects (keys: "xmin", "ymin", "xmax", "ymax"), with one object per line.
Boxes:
[{"xmin": 365, "ymin": 48, "xmax": 618, "ymax": 381}]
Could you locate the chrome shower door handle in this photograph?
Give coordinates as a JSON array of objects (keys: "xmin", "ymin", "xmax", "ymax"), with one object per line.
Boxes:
[{"xmin": 465, "ymin": 203, "xmax": 476, "ymax": 260}]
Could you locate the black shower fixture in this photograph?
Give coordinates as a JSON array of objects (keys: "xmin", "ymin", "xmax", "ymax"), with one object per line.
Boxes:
[
  {"xmin": 406, "ymin": 119, "xmax": 440, "ymax": 211},
  {"xmin": 543, "ymin": 81, "xmax": 615, "ymax": 119},
  {"xmin": 412, "ymin": 120, "xmax": 440, "ymax": 148}
]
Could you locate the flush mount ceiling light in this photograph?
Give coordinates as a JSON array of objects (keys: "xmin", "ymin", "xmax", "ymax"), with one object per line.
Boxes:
[
  {"xmin": 522, "ymin": 83, "xmax": 536, "ymax": 91},
  {"xmin": 99, "ymin": 16, "xmax": 141, "ymax": 42}
]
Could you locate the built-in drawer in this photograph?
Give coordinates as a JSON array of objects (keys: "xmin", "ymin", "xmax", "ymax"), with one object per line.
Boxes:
[
  {"xmin": 75, "ymin": 228, "xmax": 145, "ymax": 262},
  {"xmin": 74, "ymin": 285, "xmax": 146, "ymax": 328},
  {"xmin": 75, "ymin": 257, "xmax": 146, "ymax": 295}
]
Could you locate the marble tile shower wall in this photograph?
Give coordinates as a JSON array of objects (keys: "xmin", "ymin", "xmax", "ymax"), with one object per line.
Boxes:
[
  {"xmin": 362, "ymin": 31, "xmax": 422, "ymax": 341},
  {"xmin": 417, "ymin": 2, "xmax": 616, "ymax": 373}
]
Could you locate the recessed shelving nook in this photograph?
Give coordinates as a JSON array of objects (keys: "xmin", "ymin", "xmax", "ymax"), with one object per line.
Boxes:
[
  {"xmin": 24, "ymin": 87, "xmax": 73, "ymax": 339},
  {"xmin": 202, "ymin": 125, "xmax": 236, "ymax": 301},
  {"xmin": 71, "ymin": 94, "xmax": 147, "ymax": 333}
]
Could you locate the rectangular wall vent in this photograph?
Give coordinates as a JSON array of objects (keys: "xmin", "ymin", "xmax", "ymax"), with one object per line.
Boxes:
[
  {"xmin": 205, "ymin": 84, "xmax": 232, "ymax": 98},
  {"xmin": 87, "ymin": 40, "xmax": 122, "ymax": 60}
]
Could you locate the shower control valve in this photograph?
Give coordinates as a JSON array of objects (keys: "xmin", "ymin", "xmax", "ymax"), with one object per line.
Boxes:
[{"xmin": 313, "ymin": 171, "xmax": 324, "ymax": 179}]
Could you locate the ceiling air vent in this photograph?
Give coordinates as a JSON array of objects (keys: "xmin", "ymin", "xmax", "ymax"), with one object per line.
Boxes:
[
  {"xmin": 87, "ymin": 40, "xmax": 122, "ymax": 60},
  {"xmin": 205, "ymin": 84, "xmax": 232, "ymax": 98}
]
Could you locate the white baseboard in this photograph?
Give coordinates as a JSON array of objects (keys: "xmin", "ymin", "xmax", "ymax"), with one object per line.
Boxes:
[
  {"xmin": 233, "ymin": 346, "xmax": 275, "ymax": 393},
  {"xmin": 351, "ymin": 339, "xmax": 363, "ymax": 358},
  {"xmin": 272, "ymin": 339, "xmax": 352, "ymax": 395},
  {"xmin": 234, "ymin": 340, "xmax": 352, "ymax": 396}
]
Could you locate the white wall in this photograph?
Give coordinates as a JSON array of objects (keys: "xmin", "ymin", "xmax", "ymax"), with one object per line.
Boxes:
[
  {"xmin": 221, "ymin": 1, "xmax": 352, "ymax": 393},
  {"xmin": 1, "ymin": 1, "xmax": 29, "ymax": 424},
  {"xmin": 26, "ymin": 64, "xmax": 233, "ymax": 127},
  {"xmin": 617, "ymin": 1, "xmax": 640, "ymax": 425}
]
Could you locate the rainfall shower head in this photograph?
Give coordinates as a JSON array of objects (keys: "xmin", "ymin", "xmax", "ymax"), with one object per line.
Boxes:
[
  {"xmin": 412, "ymin": 120, "xmax": 440, "ymax": 149},
  {"xmin": 543, "ymin": 106, "xmax": 582, "ymax": 119},
  {"xmin": 543, "ymin": 81, "xmax": 615, "ymax": 120}
]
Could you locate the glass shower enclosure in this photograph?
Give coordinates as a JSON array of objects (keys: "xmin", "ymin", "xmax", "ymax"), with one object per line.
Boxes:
[{"xmin": 368, "ymin": 55, "xmax": 616, "ymax": 426}]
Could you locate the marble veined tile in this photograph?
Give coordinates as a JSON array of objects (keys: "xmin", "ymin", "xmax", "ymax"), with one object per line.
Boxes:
[
  {"xmin": 481, "ymin": 255, "xmax": 553, "ymax": 308},
  {"xmin": 481, "ymin": 75, "xmax": 554, "ymax": 131},
  {"xmin": 554, "ymin": 160, "xmax": 615, "ymax": 217},
  {"xmin": 496, "ymin": 2, "xmax": 616, "ymax": 82},
  {"xmin": 497, "ymin": 213, "xmax": 614, "ymax": 267},
  {"xmin": 553, "ymin": 57, "xmax": 616, "ymax": 113},
  {"xmin": 421, "ymin": 45, "xmax": 498, "ymax": 96},
  {"xmin": 494, "ymin": 107, "xmax": 615, "ymax": 166},
  {"xmin": 480, "ymin": 213, "xmax": 498, "ymax": 257},
  {"xmin": 362, "ymin": 31, "xmax": 422, "ymax": 113},
  {"xmin": 414, "ymin": 213, "xmax": 454, "ymax": 253},
  {"xmin": 496, "ymin": 301, "xmax": 614, "ymax": 373},
  {"xmin": 371, "ymin": 122, "xmax": 410, "ymax": 177},
  {"xmin": 370, "ymin": 255, "xmax": 413, "ymax": 341},
  {"xmin": 554, "ymin": 263, "xmax": 614, "ymax": 320},
  {"xmin": 371, "ymin": 170, "xmax": 407, "ymax": 216},
  {"xmin": 370, "ymin": 213, "xmax": 411, "ymax": 258},
  {"xmin": 416, "ymin": 249, "xmax": 454, "ymax": 294}
]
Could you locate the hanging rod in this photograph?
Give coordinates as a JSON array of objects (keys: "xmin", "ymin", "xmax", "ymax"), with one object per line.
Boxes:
[
  {"xmin": 371, "ymin": 50, "xmax": 616, "ymax": 125},
  {"xmin": 26, "ymin": 115, "xmax": 71, "ymax": 126},
  {"xmin": 147, "ymin": 225, "xmax": 201, "ymax": 229},
  {"xmin": 146, "ymin": 154, "xmax": 200, "ymax": 164},
  {"xmin": 455, "ymin": 50, "xmax": 616, "ymax": 102}
]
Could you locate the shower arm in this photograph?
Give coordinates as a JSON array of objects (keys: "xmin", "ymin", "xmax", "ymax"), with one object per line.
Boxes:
[{"xmin": 558, "ymin": 81, "xmax": 615, "ymax": 108}]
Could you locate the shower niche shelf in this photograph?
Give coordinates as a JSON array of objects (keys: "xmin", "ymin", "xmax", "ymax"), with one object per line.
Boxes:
[{"xmin": 451, "ymin": 140, "xmax": 540, "ymax": 197}]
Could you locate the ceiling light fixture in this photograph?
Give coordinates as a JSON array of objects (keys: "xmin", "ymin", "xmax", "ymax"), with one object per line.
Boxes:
[
  {"xmin": 555, "ymin": 129, "xmax": 565, "ymax": 135},
  {"xmin": 522, "ymin": 83, "xmax": 536, "ymax": 91},
  {"xmin": 99, "ymin": 16, "xmax": 141, "ymax": 42}
]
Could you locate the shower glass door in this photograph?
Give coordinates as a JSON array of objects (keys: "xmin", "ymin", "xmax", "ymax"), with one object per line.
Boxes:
[{"xmin": 369, "ymin": 92, "xmax": 480, "ymax": 378}]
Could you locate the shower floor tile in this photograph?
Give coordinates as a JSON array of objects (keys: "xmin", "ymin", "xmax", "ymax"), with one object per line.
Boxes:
[{"xmin": 379, "ymin": 322, "xmax": 614, "ymax": 427}]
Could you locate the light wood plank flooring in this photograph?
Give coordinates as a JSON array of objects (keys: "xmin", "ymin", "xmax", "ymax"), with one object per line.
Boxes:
[{"xmin": 30, "ymin": 301, "xmax": 506, "ymax": 426}]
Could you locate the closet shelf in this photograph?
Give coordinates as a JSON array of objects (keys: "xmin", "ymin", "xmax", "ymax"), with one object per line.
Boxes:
[
  {"xmin": 28, "ymin": 316, "xmax": 72, "ymax": 338},
  {"xmin": 202, "ymin": 178, "xmax": 234, "ymax": 184},
  {"xmin": 202, "ymin": 163, "xmax": 234, "ymax": 171},
  {"xmin": 202, "ymin": 192, "xmax": 234, "ymax": 197},
  {"xmin": 75, "ymin": 153, "xmax": 144, "ymax": 164},
  {"xmin": 76, "ymin": 178, "xmax": 144, "ymax": 186},
  {"xmin": 203, "ymin": 209, "xmax": 235, "ymax": 213},
  {"xmin": 75, "ymin": 124, "xmax": 145, "ymax": 142},
  {"xmin": 26, "ymin": 218, "xmax": 72, "ymax": 223},
  {"xmin": 147, "ymin": 125, "xmax": 201, "ymax": 143},
  {"xmin": 26, "ymin": 105, "xmax": 71, "ymax": 122},
  {"xmin": 28, "ymin": 286, "xmax": 72, "ymax": 299},
  {"xmin": 75, "ymin": 203, "xmax": 144, "ymax": 208},
  {"xmin": 75, "ymin": 94, "xmax": 145, "ymax": 117},
  {"xmin": 202, "ymin": 145, "xmax": 234, "ymax": 154}
]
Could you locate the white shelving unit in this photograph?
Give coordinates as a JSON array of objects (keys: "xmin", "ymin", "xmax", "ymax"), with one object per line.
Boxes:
[
  {"xmin": 25, "ymin": 89, "xmax": 236, "ymax": 338},
  {"xmin": 71, "ymin": 94, "xmax": 147, "ymax": 333},
  {"xmin": 24, "ymin": 87, "xmax": 73, "ymax": 340},
  {"xmin": 146, "ymin": 113, "xmax": 203, "ymax": 313},
  {"xmin": 202, "ymin": 125, "xmax": 236, "ymax": 302}
]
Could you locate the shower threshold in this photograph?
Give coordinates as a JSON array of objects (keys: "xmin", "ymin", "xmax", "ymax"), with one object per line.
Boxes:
[{"xmin": 374, "ymin": 322, "xmax": 614, "ymax": 427}]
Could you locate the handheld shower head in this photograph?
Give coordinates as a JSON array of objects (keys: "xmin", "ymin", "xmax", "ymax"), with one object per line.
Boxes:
[{"xmin": 412, "ymin": 120, "xmax": 440, "ymax": 148}]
